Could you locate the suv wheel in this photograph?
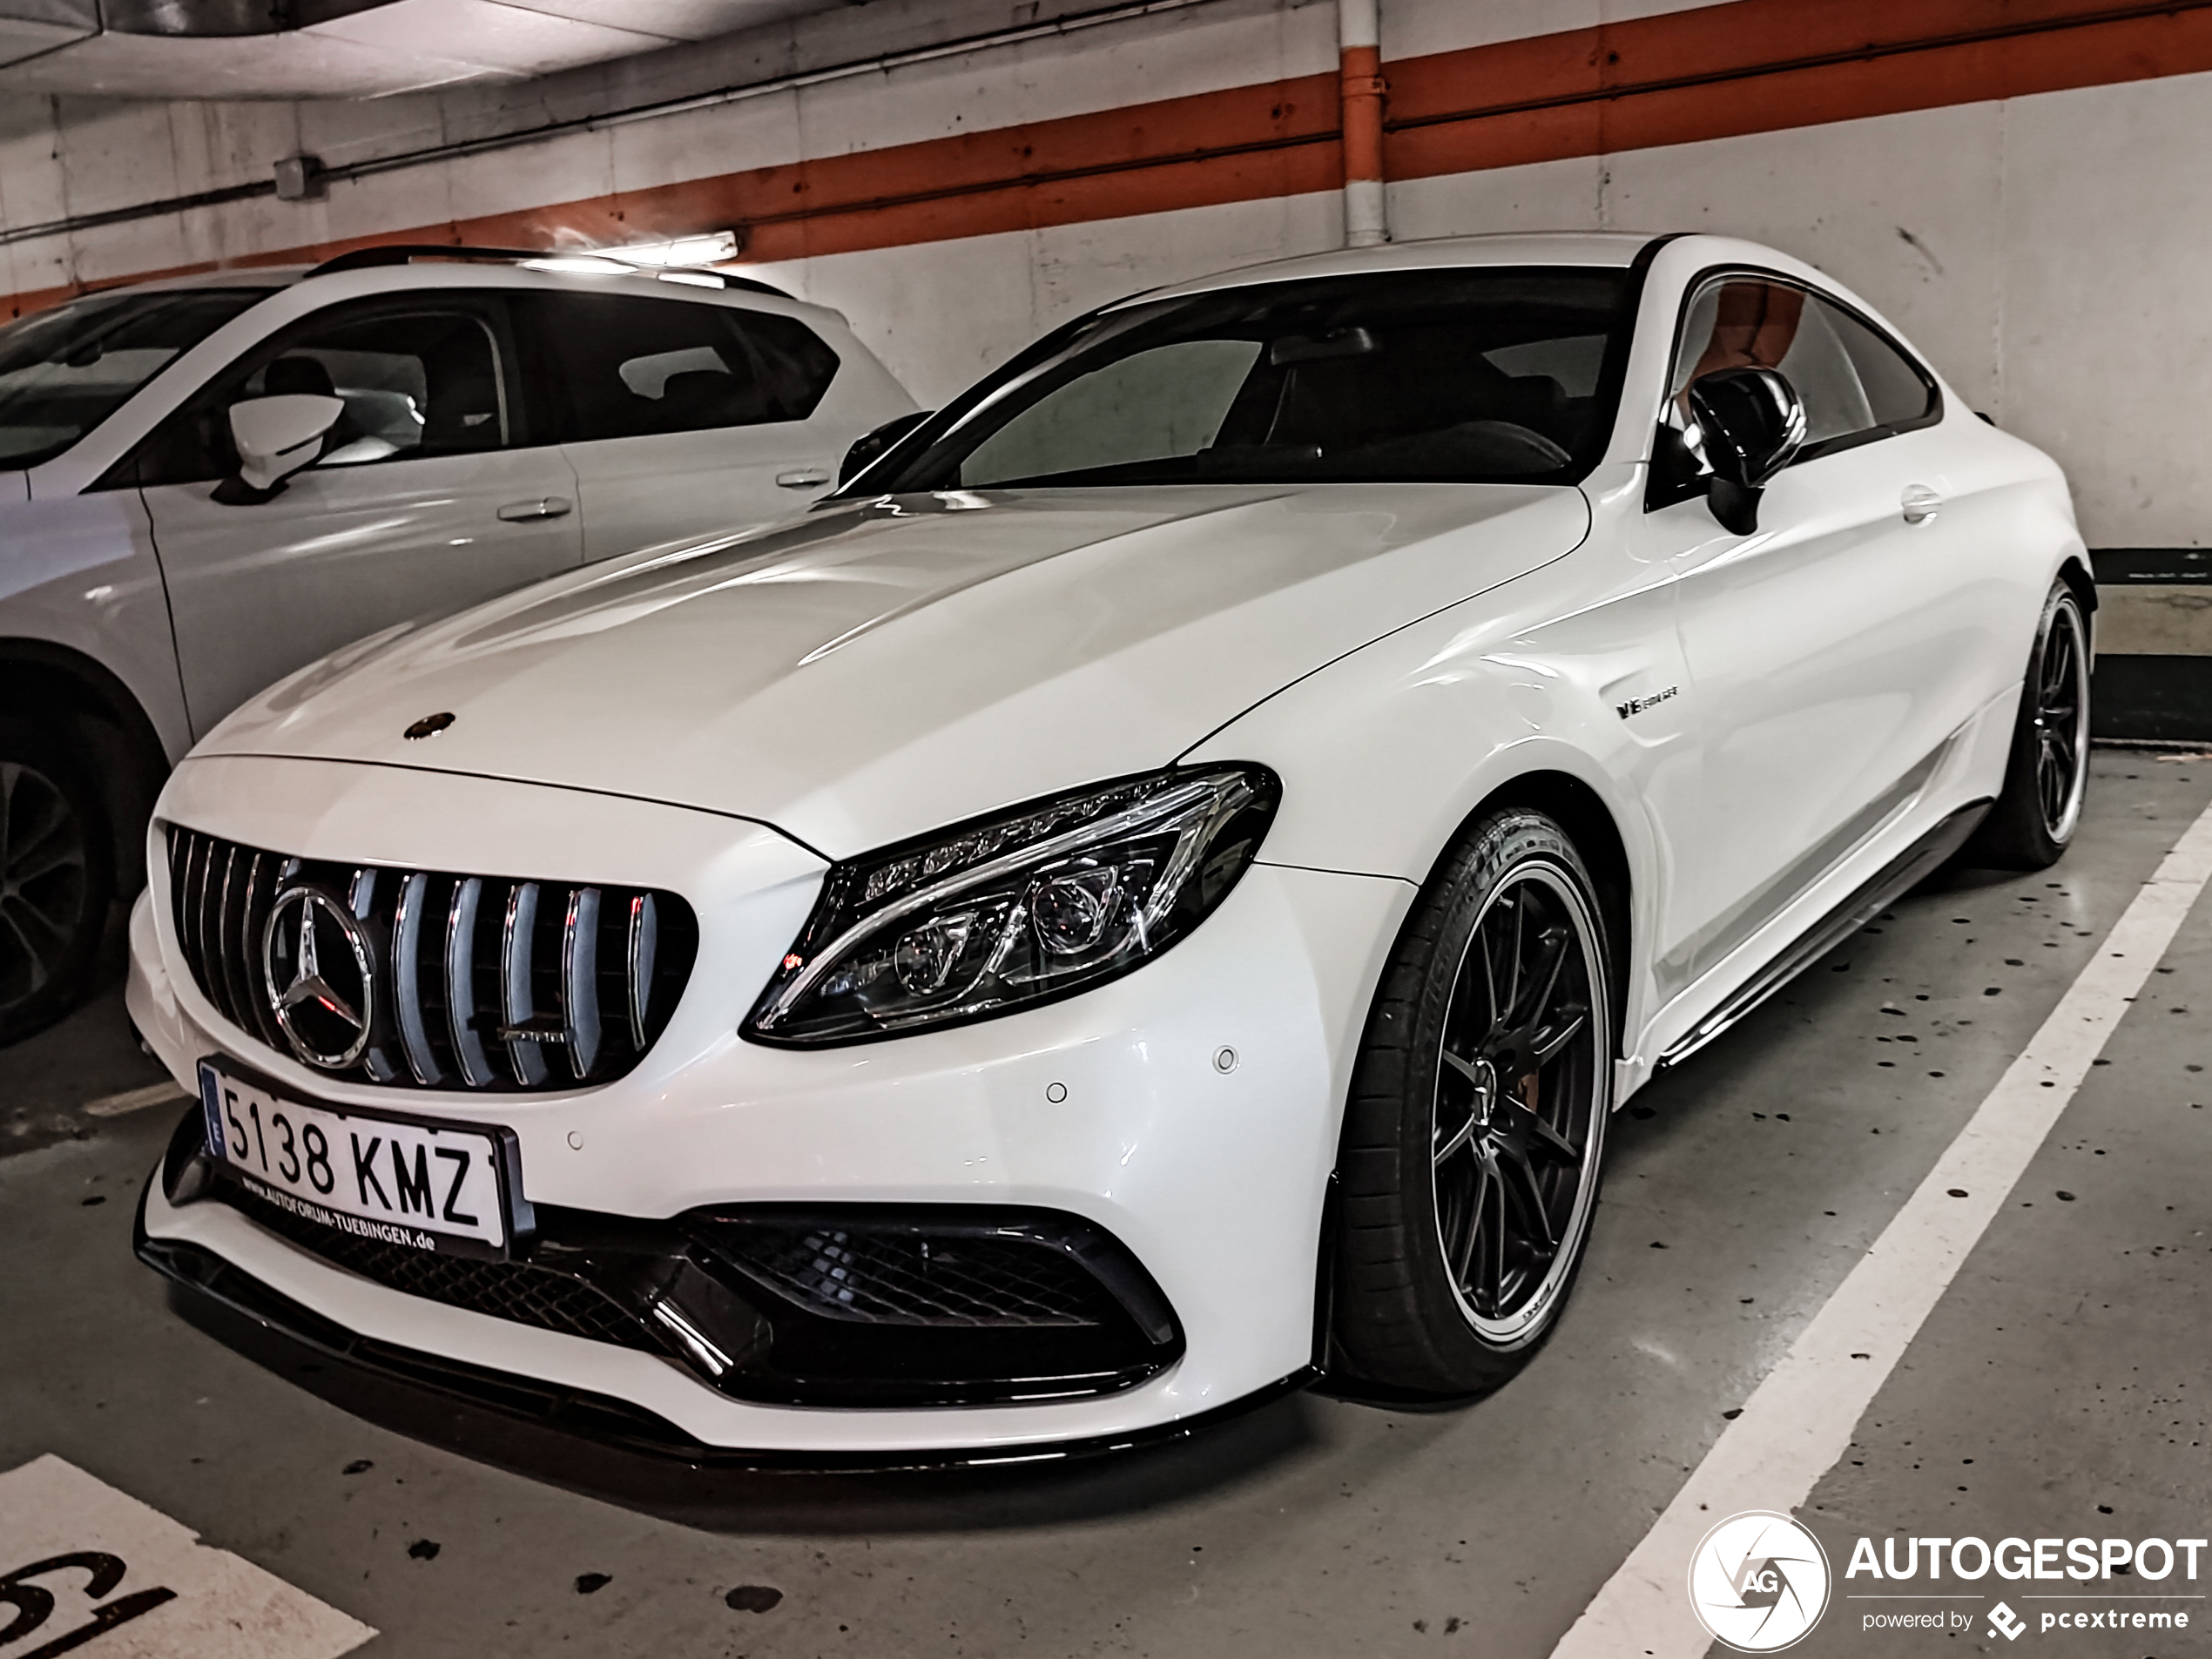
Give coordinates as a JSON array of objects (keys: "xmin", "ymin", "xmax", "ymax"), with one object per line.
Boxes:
[{"xmin": 0, "ymin": 719, "xmax": 113, "ymax": 1045}]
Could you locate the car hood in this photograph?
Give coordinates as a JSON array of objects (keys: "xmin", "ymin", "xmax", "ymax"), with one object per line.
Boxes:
[{"xmin": 200, "ymin": 484, "xmax": 1588, "ymax": 857}]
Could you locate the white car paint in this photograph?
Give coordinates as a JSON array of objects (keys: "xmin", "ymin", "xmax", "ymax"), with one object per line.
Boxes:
[
  {"xmin": 1, "ymin": 261, "xmax": 915, "ymax": 758},
  {"xmin": 129, "ymin": 233, "xmax": 2085, "ymax": 1454}
]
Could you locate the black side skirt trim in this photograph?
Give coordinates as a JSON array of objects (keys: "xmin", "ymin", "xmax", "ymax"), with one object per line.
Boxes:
[
  {"xmin": 1653, "ymin": 799, "xmax": 1992, "ymax": 1071},
  {"xmin": 133, "ymin": 1186, "xmax": 1314, "ymax": 1474}
]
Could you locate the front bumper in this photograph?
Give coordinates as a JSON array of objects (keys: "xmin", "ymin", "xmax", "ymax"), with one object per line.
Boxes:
[{"xmin": 131, "ymin": 755, "xmax": 1411, "ymax": 1453}]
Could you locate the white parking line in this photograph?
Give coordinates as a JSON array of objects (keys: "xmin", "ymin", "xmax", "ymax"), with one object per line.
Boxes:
[
  {"xmin": 0, "ymin": 1456, "xmax": 374, "ymax": 1657},
  {"xmin": 83, "ymin": 1082, "xmax": 189, "ymax": 1118},
  {"xmin": 1553, "ymin": 795, "xmax": 2212, "ymax": 1658}
]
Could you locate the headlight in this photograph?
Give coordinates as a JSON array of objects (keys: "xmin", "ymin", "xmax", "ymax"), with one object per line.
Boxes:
[{"xmin": 743, "ymin": 765, "xmax": 1280, "ymax": 1046}]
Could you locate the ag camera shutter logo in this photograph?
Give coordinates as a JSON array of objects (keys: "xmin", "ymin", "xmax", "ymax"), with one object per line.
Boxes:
[{"xmin": 1688, "ymin": 1511, "xmax": 1832, "ymax": 1652}]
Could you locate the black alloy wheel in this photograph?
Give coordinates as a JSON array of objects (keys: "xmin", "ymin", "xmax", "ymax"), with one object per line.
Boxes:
[
  {"xmin": 1964, "ymin": 581, "xmax": 2092, "ymax": 871},
  {"xmin": 1332, "ymin": 808, "xmax": 1613, "ymax": 1397},
  {"xmin": 0, "ymin": 720, "xmax": 113, "ymax": 1046},
  {"xmin": 2031, "ymin": 595, "xmax": 2089, "ymax": 843}
]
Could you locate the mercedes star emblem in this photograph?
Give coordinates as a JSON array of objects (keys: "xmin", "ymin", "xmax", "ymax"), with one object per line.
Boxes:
[{"xmin": 261, "ymin": 885, "xmax": 376, "ymax": 1069}]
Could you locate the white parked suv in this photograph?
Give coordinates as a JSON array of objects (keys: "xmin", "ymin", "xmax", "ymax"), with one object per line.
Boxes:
[
  {"xmin": 131, "ymin": 233, "xmax": 2089, "ymax": 1465},
  {"xmin": 0, "ymin": 247, "xmax": 914, "ymax": 1040}
]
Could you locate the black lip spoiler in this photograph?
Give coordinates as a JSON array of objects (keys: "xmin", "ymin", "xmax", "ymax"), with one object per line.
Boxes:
[{"xmin": 132, "ymin": 1168, "xmax": 1315, "ymax": 1476}]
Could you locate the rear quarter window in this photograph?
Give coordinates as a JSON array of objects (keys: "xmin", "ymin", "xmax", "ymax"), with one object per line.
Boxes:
[{"xmin": 518, "ymin": 292, "xmax": 840, "ymax": 442}]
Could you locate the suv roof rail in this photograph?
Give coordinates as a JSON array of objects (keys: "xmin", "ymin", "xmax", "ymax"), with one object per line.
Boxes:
[{"xmin": 303, "ymin": 243, "xmax": 791, "ymax": 299}]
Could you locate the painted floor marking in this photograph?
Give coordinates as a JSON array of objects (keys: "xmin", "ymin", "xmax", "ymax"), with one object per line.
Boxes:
[
  {"xmin": 83, "ymin": 1082, "xmax": 189, "ymax": 1119},
  {"xmin": 0, "ymin": 1455, "xmax": 374, "ymax": 1658},
  {"xmin": 1553, "ymin": 794, "xmax": 2212, "ymax": 1658}
]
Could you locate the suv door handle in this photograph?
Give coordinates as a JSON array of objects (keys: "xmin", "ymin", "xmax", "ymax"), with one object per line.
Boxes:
[
  {"xmin": 497, "ymin": 496, "xmax": 573, "ymax": 522},
  {"xmin": 775, "ymin": 469, "xmax": 831, "ymax": 489},
  {"xmin": 1900, "ymin": 484, "xmax": 1942, "ymax": 525}
]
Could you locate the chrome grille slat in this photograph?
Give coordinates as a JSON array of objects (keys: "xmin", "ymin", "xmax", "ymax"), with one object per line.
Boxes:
[
  {"xmin": 209, "ymin": 842, "xmax": 245, "ymax": 1026},
  {"xmin": 562, "ymin": 886, "xmax": 601, "ymax": 1080},
  {"xmin": 445, "ymin": 876, "xmax": 492, "ymax": 1088},
  {"xmin": 190, "ymin": 833, "xmax": 219, "ymax": 1007},
  {"xmin": 392, "ymin": 871, "xmax": 444, "ymax": 1087},
  {"xmin": 239, "ymin": 853, "xmax": 286, "ymax": 1053},
  {"xmin": 502, "ymin": 880, "xmax": 548, "ymax": 1087},
  {"xmin": 161, "ymin": 826, "xmax": 693, "ymax": 1095},
  {"xmin": 626, "ymin": 893, "xmax": 656, "ymax": 1051}
]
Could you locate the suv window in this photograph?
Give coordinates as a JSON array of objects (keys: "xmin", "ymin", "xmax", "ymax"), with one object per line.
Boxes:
[
  {"xmin": 122, "ymin": 298, "xmax": 516, "ymax": 488},
  {"xmin": 0, "ymin": 287, "xmax": 266, "ymax": 470},
  {"xmin": 517, "ymin": 292, "xmax": 840, "ymax": 442},
  {"xmin": 1666, "ymin": 275, "xmax": 1939, "ymax": 458}
]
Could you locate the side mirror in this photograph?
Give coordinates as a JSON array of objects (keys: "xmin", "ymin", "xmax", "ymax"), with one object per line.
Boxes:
[
  {"xmin": 219, "ymin": 394, "xmax": 344, "ymax": 502},
  {"xmin": 1684, "ymin": 366, "xmax": 1805, "ymax": 534},
  {"xmin": 838, "ymin": 409, "xmax": 933, "ymax": 487}
]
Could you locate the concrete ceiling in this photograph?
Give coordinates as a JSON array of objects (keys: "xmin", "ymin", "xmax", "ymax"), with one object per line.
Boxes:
[{"xmin": 0, "ymin": 0, "xmax": 853, "ymax": 98}]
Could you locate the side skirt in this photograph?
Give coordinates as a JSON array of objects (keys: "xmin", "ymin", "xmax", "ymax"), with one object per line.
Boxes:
[{"xmin": 1653, "ymin": 799, "xmax": 1993, "ymax": 1073}]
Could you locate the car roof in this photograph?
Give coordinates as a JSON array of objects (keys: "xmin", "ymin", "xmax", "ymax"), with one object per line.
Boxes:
[{"xmin": 1117, "ymin": 231, "xmax": 1663, "ymax": 308}]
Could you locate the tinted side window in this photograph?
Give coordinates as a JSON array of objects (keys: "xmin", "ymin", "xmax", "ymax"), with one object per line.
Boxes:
[
  {"xmin": 1666, "ymin": 275, "xmax": 1938, "ymax": 459},
  {"xmin": 123, "ymin": 300, "xmax": 514, "ymax": 488},
  {"xmin": 520, "ymin": 293, "xmax": 840, "ymax": 443},
  {"xmin": 1825, "ymin": 303, "xmax": 1939, "ymax": 430}
]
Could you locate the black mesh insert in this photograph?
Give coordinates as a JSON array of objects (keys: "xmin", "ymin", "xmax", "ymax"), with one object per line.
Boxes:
[
  {"xmin": 227, "ymin": 1184, "xmax": 664, "ymax": 1356},
  {"xmin": 705, "ymin": 1224, "xmax": 1123, "ymax": 1327}
]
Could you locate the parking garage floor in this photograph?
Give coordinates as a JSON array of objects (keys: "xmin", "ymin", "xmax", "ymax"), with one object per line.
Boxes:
[{"xmin": 5, "ymin": 749, "xmax": 2210, "ymax": 1659}]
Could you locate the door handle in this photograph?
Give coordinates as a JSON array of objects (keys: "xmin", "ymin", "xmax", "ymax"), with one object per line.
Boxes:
[
  {"xmin": 1900, "ymin": 484, "xmax": 1942, "ymax": 525},
  {"xmin": 775, "ymin": 469, "xmax": 831, "ymax": 489},
  {"xmin": 497, "ymin": 496, "xmax": 573, "ymax": 522}
]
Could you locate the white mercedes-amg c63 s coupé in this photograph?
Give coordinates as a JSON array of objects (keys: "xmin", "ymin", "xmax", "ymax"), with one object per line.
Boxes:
[{"xmin": 127, "ymin": 232, "xmax": 2092, "ymax": 1465}]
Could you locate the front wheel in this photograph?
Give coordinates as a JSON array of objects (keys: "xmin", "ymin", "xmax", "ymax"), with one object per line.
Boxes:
[
  {"xmin": 1330, "ymin": 808, "xmax": 1614, "ymax": 1399},
  {"xmin": 1965, "ymin": 580, "xmax": 2092, "ymax": 871}
]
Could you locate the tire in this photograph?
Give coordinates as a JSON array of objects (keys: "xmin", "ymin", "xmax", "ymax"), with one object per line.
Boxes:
[
  {"xmin": 1963, "ymin": 581, "xmax": 2092, "ymax": 871},
  {"xmin": 1330, "ymin": 808, "xmax": 1614, "ymax": 1399},
  {"xmin": 0, "ymin": 717, "xmax": 115, "ymax": 1046}
]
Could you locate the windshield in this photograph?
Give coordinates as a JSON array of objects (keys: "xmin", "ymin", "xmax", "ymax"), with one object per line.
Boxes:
[
  {"xmin": 853, "ymin": 266, "xmax": 1638, "ymax": 494},
  {"xmin": 0, "ymin": 287, "xmax": 270, "ymax": 469}
]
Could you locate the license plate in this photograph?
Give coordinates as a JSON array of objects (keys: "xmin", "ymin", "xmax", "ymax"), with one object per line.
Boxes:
[{"xmin": 198, "ymin": 1061, "xmax": 511, "ymax": 1254}]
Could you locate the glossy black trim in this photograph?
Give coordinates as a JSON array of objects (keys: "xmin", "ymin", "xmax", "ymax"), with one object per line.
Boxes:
[
  {"xmin": 1656, "ymin": 799, "xmax": 1991, "ymax": 1069},
  {"xmin": 137, "ymin": 1178, "xmax": 1299, "ymax": 1473}
]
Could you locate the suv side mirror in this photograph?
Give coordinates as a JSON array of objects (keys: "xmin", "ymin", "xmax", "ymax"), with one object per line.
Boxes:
[
  {"xmin": 838, "ymin": 409, "xmax": 933, "ymax": 487},
  {"xmin": 219, "ymin": 393, "xmax": 344, "ymax": 502},
  {"xmin": 1684, "ymin": 366, "xmax": 1805, "ymax": 534}
]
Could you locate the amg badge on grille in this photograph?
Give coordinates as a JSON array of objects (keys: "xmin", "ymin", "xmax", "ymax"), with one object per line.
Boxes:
[{"xmin": 404, "ymin": 711, "xmax": 455, "ymax": 740}]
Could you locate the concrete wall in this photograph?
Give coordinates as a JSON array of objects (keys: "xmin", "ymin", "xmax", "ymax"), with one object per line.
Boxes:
[{"xmin": 3, "ymin": 0, "xmax": 2209, "ymax": 638}]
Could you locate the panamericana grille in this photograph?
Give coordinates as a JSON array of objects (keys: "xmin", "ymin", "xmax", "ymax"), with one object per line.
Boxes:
[
  {"xmin": 232, "ymin": 1182, "xmax": 665, "ymax": 1354},
  {"xmin": 165, "ymin": 825, "xmax": 697, "ymax": 1092}
]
